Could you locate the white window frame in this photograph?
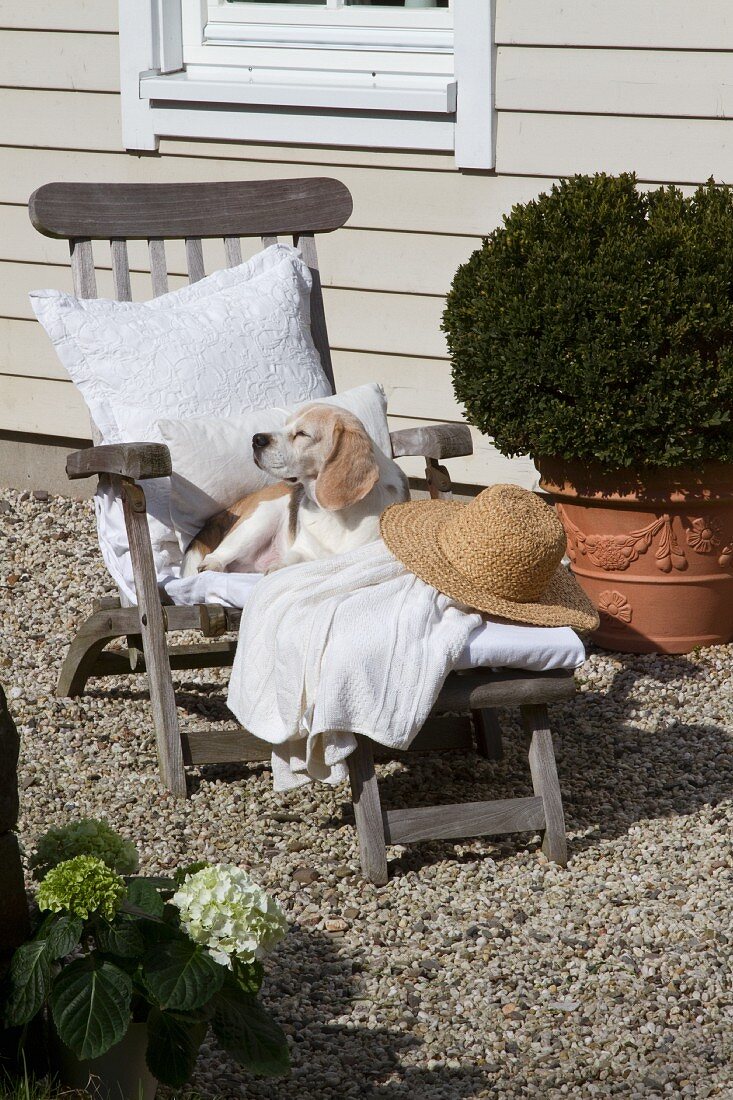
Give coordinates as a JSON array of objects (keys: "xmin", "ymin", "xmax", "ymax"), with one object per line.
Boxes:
[{"xmin": 119, "ymin": 0, "xmax": 494, "ymax": 168}]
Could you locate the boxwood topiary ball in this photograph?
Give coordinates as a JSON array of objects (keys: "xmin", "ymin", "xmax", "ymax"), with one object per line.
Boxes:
[{"xmin": 442, "ymin": 173, "xmax": 733, "ymax": 470}]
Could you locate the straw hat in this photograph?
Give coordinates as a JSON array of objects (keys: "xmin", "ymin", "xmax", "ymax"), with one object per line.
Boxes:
[{"xmin": 380, "ymin": 483, "xmax": 599, "ymax": 632}]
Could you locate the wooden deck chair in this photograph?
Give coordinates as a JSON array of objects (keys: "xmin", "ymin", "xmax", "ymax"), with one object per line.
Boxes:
[{"xmin": 30, "ymin": 178, "xmax": 576, "ymax": 883}]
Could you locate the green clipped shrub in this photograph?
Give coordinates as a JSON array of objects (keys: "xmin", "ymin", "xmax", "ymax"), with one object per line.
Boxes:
[{"xmin": 443, "ymin": 173, "xmax": 733, "ymax": 469}]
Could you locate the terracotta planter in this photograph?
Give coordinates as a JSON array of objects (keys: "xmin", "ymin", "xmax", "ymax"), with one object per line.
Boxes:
[
  {"xmin": 537, "ymin": 458, "xmax": 733, "ymax": 654},
  {"xmin": 56, "ymin": 1022, "xmax": 158, "ymax": 1100}
]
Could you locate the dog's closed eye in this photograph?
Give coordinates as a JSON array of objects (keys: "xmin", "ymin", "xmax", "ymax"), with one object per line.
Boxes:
[{"xmin": 293, "ymin": 430, "xmax": 309, "ymax": 440}]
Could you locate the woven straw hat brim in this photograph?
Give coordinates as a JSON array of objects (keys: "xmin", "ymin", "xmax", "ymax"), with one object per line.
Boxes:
[{"xmin": 380, "ymin": 499, "xmax": 600, "ymax": 633}]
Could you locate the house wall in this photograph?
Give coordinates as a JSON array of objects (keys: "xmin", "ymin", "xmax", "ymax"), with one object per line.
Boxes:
[{"xmin": 1, "ymin": 0, "xmax": 732, "ymax": 492}]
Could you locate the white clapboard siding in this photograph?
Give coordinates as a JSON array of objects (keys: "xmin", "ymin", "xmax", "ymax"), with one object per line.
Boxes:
[
  {"xmin": 388, "ymin": 416, "xmax": 540, "ymax": 490},
  {"xmin": 0, "ymin": 318, "xmax": 463, "ymax": 420},
  {"xmin": 0, "ymin": 88, "xmax": 453, "ymax": 173},
  {"xmin": 0, "ymin": 261, "xmax": 448, "ymax": 360},
  {"xmin": 2, "ymin": 146, "xmax": 550, "ymax": 236},
  {"xmin": 0, "ymin": 31, "xmax": 119, "ymax": 92},
  {"xmin": 0, "ymin": 376, "xmax": 91, "ymax": 438},
  {"xmin": 0, "ymin": 374, "xmax": 515, "ymax": 489},
  {"xmin": 0, "ymin": 206, "xmax": 479, "ymax": 298},
  {"xmin": 497, "ymin": 48, "xmax": 733, "ymax": 120},
  {"xmin": 0, "ymin": 0, "xmax": 117, "ymax": 33},
  {"xmin": 497, "ymin": 113, "xmax": 733, "ymax": 184},
  {"xmin": 495, "ymin": 0, "xmax": 733, "ymax": 50}
]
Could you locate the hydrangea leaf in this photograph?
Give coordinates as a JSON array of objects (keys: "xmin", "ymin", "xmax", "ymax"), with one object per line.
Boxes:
[
  {"xmin": 95, "ymin": 919, "xmax": 145, "ymax": 959},
  {"xmin": 145, "ymin": 1008, "xmax": 207, "ymax": 1089},
  {"xmin": 4, "ymin": 940, "xmax": 51, "ymax": 1027},
  {"xmin": 124, "ymin": 879, "xmax": 165, "ymax": 919},
  {"xmin": 50, "ymin": 956, "xmax": 132, "ymax": 1061},
  {"xmin": 46, "ymin": 913, "xmax": 84, "ymax": 960},
  {"xmin": 142, "ymin": 939, "xmax": 224, "ymax": 1012},
  {"xmin": 212, "ymin": 977, "xmax": 289, "ymax": 1077}
]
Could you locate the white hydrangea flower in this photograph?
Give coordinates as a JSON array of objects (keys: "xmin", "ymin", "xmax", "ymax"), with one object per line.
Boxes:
[{"xmin": 171, "ymin": 864, "xmax": 287, "ymax": 967}]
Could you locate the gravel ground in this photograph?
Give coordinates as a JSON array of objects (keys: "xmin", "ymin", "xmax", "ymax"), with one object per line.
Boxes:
[{"xmin": 1, "ymin": 487, "xmax": 732, "ymax": 1099}]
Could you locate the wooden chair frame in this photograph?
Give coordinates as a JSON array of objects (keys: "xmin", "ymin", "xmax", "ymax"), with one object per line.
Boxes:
[{"xmin": 30, "ymin": 178, "xmax": 575, "ymax": 882}]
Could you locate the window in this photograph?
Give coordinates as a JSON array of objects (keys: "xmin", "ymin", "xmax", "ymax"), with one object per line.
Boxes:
[{"xmin": 119, "ymin": 0, "xmax": 493, "ymax": 167}]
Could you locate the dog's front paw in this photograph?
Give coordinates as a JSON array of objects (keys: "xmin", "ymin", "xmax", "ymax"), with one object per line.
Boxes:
[{"xmin": 198, "ymin": 554, "xmax": 226, "ymax": 573}]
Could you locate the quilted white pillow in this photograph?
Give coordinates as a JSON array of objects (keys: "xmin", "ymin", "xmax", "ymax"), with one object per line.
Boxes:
[
  {"xmin": 158, "ymin": 383, "xmax": 393, "ymax": 552},
  {"xmin": 30, "ymin": 245, "xmax": 332, "ymax": 593}
]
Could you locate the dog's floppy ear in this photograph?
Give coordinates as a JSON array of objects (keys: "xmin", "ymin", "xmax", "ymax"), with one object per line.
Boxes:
[{"xmin": 315, "ymin": 416, "xmax": 380, "ymax": 511}]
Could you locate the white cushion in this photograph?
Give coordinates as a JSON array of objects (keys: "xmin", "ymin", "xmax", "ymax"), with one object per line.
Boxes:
[
  {"xmin": 158, "ymin": 382, "xmax": 393, "ymax": 552},
  {"xmin": 30, "ymin": 244, "xmax": 332, "ymax": 591}
]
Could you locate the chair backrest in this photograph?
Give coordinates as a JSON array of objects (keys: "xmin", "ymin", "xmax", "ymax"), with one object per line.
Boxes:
[{"xmin": 29, "ymin": 178, "xmax": 354, "ymax": 401}]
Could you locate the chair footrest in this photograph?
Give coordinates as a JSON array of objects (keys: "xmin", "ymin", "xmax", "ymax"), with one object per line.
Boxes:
[
  {"xmin": 382, "ymin": 795, "xmax": 546, "ymax": 845},
  {"xmin": 180, "ymin": 726, "xmax": 270, "ymax": 765},
  {"xmin": 94, "ymin": 641, "xmax": 237, "ymax": 676}
]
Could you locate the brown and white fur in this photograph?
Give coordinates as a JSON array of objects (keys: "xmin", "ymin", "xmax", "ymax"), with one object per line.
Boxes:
[{"xmin": 181, "ymin": 404, "xmax": 409, "ymax": 577}]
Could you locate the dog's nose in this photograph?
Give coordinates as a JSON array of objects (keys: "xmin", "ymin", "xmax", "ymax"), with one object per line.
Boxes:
[{"xmin": 252, "ymin": 433, "xmax": 271, "ymax": 450}]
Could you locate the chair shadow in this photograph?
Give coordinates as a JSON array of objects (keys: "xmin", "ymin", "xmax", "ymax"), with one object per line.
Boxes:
[
  {"xmin": 370, "ymin": 651, "xmax": 732, "ymax": 871},
  {"xmin": 198, "ymin": 926, "xmax": 492, "ymax": 1100}
]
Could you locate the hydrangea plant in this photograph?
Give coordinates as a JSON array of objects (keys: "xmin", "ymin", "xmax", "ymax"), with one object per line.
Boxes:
[
  {"xmin": 37, "ymin": 855, "xmax": 125, "ymax": 920},
  {"xmin": 173, "ymin": 864, "xmax": 287, "ymax": 967},
  {"xmin": 29, "ymin": 818, "xmax": 139, "ymax": 879},
  {"xmin": 2, "ymin": 823, "xmax": 289, "ymax": 1089}
]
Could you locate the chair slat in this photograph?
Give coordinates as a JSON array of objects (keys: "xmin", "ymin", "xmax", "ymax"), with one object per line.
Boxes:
[
  {"xmin": 110, "ymin": 239, "xmax": 132, "ymax": 301},
  {"xmin": 185, "ymin": 238, "xmax": 205, "ymax": 284},
  {"xmin": 30, "ymin": 179, "xmax": 353, "ymax": 240},
  {"xmin": 262, "ymin": 236, "xmax": 278, "ymax": 249},
  {"xmin": 296, "ymin": 233, "xmax": 335, "ymax": 392},
  {"xmin": 69, "ymin": 239, "xmax": 97, "ymax": 298},
  {"xmin": 148, "ymin": 239, "xmax": 169, "ymax": 297},
  {"xmin": 223, "ymin": 236, "xmax": 242, "ymax": 267}
]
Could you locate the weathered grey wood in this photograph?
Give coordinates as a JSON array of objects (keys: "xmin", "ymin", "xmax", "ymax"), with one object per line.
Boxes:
[
  {"xmin": 110, "ymin": 238, "xmax": 132, "ymax": 301},
  {"xmin": 374, "ymin": 715, "xmax": 473, "ymax": 759},
  {"xmin": 224, "ymin": 236, "xmax": 242, "ymax": 266},
  {"xmin": 93, "ymin": 639, "xmax": 237, "ymax": 676},
  {"xmin": 67, "ymin": 443, "xmax": 172, "ymax": 482},
  {"xmin": 523, "ymin": 704, "xmax": 568, "ymax": 866},
  {"xmin": 348, "ymin": 734, "xmax": 388, "ymax": 885},
  {"xmin": 181, "ymin": 727, "xmax": 271, "ymax": 766},
  {"xmin": 148, "ymin": 238, "xmax": 169, "ymax": 296},
  {"xmin": 262, "ymin": 235, "xmax": 278, "ymax": 248},
  {"xmin": 296, "ymin": 232, "xmax": 335, "ymax": 392},
  {"xmin": 119, "ymin": 478, "xmax": 187, "ymax": 798},
  {"xmin": 93, "ymin": 595, "xmax": 122, "ymax": 613},
  {"xmin": 69, "ymin": 238, "xmax": 97, "ymax": 297},
  {"xmin": 0, "ymin": 686, "xmax": 30, "ymax": 955},
  {"xmin": 389, "ymin": 424, "xmax": 473, "ymax": 461},
  {"xmin": 383, "ymin": 795, "xmax": 546, "ymax": 845},
  {"xmin": 30, "ymin": 179, "xmax": 353, "ymax": 240},
  {"xmin": 472, "ymin": 708, "xmax": 504, "ymax": 761},
  {"xmin": 437, "ymin": 668, "xmax": 576, "ymax": 712},
  {"xmin": 426, "ymin": 457, "xmax": 453, "ymax": 501},
  {"xmin": 185, "ymin": 237, "xmax": 205, "ymax": 283}
]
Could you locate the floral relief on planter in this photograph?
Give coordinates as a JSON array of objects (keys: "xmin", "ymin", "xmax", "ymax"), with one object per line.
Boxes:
[
  {"xmin": 598, "ymin": 590, "xmax": 633, "ymax": 624},
  {"xmin": 557, "ymin": 507, "xmax": 687, "ymax": 574}
]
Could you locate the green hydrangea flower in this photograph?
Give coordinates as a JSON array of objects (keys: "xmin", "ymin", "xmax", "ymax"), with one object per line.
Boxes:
[
  {"xmin": 171, "ymin": 864, "xmax": 287, "ymax": 967},
  {"xmin": 30, "ymin": 818, "xmax": 139, "ymax": 880},
  {"xmin": 37, "ymin": 855, "xmax": 126, "ymax": 920}
]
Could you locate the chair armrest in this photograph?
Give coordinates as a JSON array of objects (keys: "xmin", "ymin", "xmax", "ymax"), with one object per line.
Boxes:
[
  {"xmin": 66, "ymin": 443, "xmax": 172, "ymax": 481},
  {"xmin": 389, "ymin": 423, "xmax": 473, "ymax": 460}
]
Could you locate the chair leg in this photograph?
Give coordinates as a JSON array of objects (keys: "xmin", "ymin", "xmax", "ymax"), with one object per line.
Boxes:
[
  {"xmin": 56, "ymin": 609, "xmax": 131, "ymax": 697},
  {"xmin": 121, "ymin": 480, "xmax": 187, "ymax": 799},
  {"xmin": 522, "ymin": 703, "xmax": 568, "ymax": 867},
  {"xmin": 347, "ymin": 734, "xmax": 388, "ymax": 885},
  {"xmin": 471, "ymin": 707, "xmax": 504, "ymax": 761}
]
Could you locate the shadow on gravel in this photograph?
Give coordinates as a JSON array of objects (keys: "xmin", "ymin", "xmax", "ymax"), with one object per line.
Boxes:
[{"xmin": 200, "ymin": 927, "xmax": 490, "ymax": 1100}]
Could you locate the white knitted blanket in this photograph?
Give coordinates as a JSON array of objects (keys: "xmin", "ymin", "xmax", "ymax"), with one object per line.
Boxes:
[{"xmin": 226, "ymin": 541, "xmax": 482, "ymax": 789}]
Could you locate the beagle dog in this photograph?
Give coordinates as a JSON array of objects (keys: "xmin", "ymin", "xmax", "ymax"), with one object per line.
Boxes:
[{"xmin": 181, "ymin": 403, "xmax": 409, "ymax": 577}]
